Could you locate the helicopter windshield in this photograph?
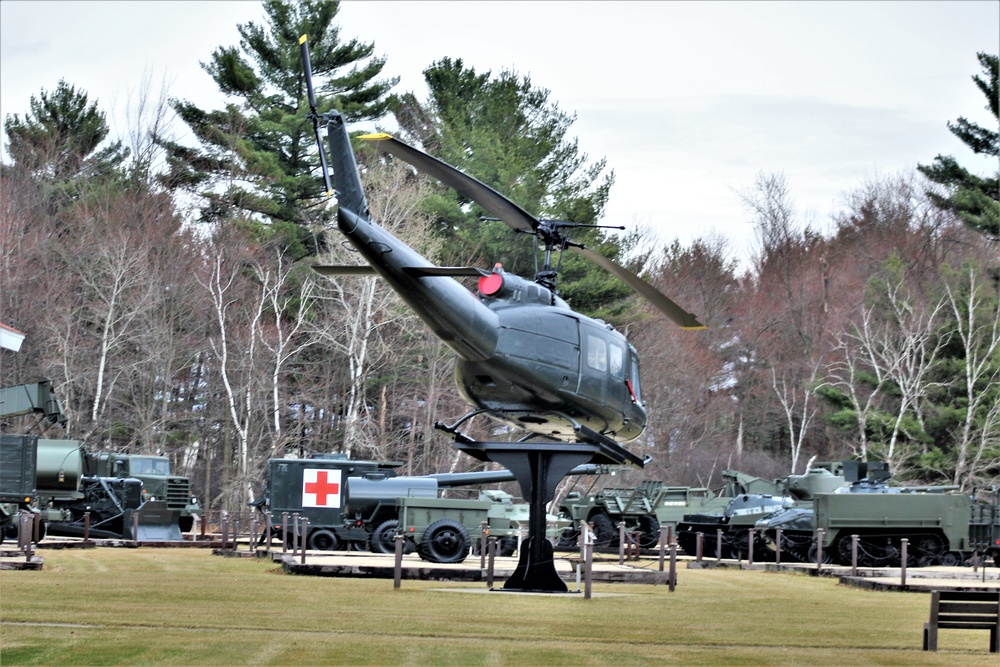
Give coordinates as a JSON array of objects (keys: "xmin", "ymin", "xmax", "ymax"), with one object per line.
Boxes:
[{"xmin": 629, "ymin": 349, "xmax": 643, "ymax": 402}]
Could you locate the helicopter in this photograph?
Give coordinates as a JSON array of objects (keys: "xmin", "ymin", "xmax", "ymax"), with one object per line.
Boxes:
[{"xmin": 299, "ymin": 36, "xmax": 703, "ymax": 458}]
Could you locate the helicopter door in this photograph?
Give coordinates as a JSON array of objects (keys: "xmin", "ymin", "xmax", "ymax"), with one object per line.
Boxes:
[{"xmin": 580, "ymin": 328, "xmax": 627, "ymax": 408}]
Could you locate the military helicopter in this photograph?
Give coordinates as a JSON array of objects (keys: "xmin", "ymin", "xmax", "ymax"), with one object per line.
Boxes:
[{"xmin": 299, "ymin": 37, "xmax": 704, "ymax": 461}]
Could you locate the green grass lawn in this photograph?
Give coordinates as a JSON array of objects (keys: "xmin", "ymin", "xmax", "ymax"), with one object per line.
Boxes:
[{"xmin": 0, "ymin": 548, "xmax": 994, "ymax": 665}]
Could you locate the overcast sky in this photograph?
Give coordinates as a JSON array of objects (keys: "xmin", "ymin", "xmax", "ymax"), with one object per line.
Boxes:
[{"xmin": 2, "ymin": 1, "xmax": 997, "ymax": 265}]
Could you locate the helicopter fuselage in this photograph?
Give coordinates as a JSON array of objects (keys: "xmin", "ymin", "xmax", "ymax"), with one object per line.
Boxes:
[{"xmin": 335, "ymin": 203, "xmax": 647, "ymax": 442}]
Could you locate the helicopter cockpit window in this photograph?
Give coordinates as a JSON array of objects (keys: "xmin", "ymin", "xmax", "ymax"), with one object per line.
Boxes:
[
  {"xmin": 586, "ymin": 334, "xmax": 607, "ymax": 372},
  {"xmin": 609, "ymin": 342, "xmax": 624, "ymax": 379}
]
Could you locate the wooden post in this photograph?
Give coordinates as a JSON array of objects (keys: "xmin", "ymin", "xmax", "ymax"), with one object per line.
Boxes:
[
  {"xmin": 300, "ymin": 517, "xmax": 308, "ymax": 564},
  {"xmin": 221, "ymin": 511, "xmax": 229, "ymax": 550},
  {"xmin": 132, "ymin": 511, "xmax": 140, "ymax": 543},
  {"xmin": 747, "ymin": 528, "xmax": 755, "ymax": 566},
  {"xmin": 669, "ymin": 542, "xmax": 677, "ymax": 593},
  {"xmin": 291, "ymin": 512, "xmax": 300, "ymax": 556},
  {"xmin": 618, "ymin": 521, "xmax": 626, "ymax": 564},
  {"xmin": 394, "ymin": 534, "xmax": 404, "ymax": 589},
  {"xmin": 83, "ymin": 511, "xmax": 91, "ymax": 544},
  {"xmin": 487, "ymin": 536, "xmax": 497, "ymax": 589},
  {"xmin": 696, "ymin": 531, "xmax": 704, "ymax": 562},
  {"xmin": 716, "ymin": 528, "xmax": 723, "ymax": 562},
  {"xmin": 851, "ymin": 534, "xmax": 859, "ymax": 576},
  {"xmin": 479, "ymin": 521, "xmax": 488, "ymax": 569},
  {"xmin": 281, "ymin": 512, "xmax": 288, "ymax": 555},
  {"xmin": 775, "ymin": 528, "xmax": 782, "ymax": 566},
  {"xmin": 900, "ymin": 538, "xmax": 907, "ymax": 588},
  {"xmin": 658, "ymin": 525, "xmax": 667, "ymax": 573},
  {"xmin": 815, "ymin": 528, "xmax": 824, "ymax": 569}
]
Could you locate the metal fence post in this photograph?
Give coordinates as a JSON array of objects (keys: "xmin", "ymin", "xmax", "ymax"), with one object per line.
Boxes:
[
  {"xmin": 747, "ymin": 528, "xmax": 755, "ymax": 566},
  {"xmin": 775, "ymin": 528, "xmax": 782, "ymax": 566},
  {"xmin": 815, "ymin": 528, "xmax": 824, "ymax": 569},
  {"xmin": 716, "ymin": 528, "xmax": 723, "ymax": 562},
  {"xmin": 851, "ymin": 534, "xmax": 859, "ymax": 576},
  {"xmin": 658, "ymin": 525, "xmax": 667, "ymax": 573},
  {"xmin": 281, "ymin": 512, "xmax": 288, "ymax": 554}
]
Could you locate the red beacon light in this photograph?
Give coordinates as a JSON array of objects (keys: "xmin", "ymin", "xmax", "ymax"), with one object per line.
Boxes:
[{"xmin": 478, "ymin": 263, "xmax": 505, "ymax": 297}]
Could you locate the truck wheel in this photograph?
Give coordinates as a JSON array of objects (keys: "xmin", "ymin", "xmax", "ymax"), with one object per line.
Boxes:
[
  {"xmin": 638, "ymin": 514, "xmax": 661, "ymax": 549},
  {"xmin": 418, "ymin": 519, "xmax": 470, "ymax": 564},
  {"xmin": 590, "ymin": 512, "xmax": 615, "ymax": 548},
  {"xmin": 371, "ymin": 520, "xmax": 401, "ymax": 554},
  {"xmin": 308, "ymin": 529, "xmax": 340, "ymax": 551}
]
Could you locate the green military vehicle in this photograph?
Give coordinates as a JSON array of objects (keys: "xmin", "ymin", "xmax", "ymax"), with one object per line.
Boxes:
[{"xmin": 89, "ymin": 452, "xmax": 200, "ymax": 532}]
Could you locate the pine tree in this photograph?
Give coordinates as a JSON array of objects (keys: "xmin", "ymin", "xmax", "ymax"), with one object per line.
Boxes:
[
  {"xmin": 918, "ymin": 52, "xmax": 999, "ymax": 239},
  {"xmin": 158, "ymin": 0, "xmax": 397, "ymax": 259},
  {"xmin": 3, "ymin": 79, "xmax": 128, "ymax": 186}
]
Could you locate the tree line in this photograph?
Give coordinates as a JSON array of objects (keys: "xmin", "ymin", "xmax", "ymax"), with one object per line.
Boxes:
[{"xmin": 1, "ymin": 1, "xmax": 997, "ymax": 512}]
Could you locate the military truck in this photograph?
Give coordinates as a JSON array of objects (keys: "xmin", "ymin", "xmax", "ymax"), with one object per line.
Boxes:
[
  {"xmin": 89, "ymin": 452, "xmax": 200, "ymax": 532},
  {"xmin": 1, "ymin": 380, "xmax": 198, "ymax": 537},
  {"xmin": 0, "ymin": 435, "xmax": 181, "ymax": 541}
]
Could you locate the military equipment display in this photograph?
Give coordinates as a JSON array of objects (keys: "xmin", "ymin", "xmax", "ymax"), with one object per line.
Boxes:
[
  {"xmin": 1, "ymin": 381, "xmax": 196, "ymax": 541},
  {"xmin": 88, "ymin": 452, "xmax": 200, "ymax": 532},
  {"xmin": 755, "ymin": 463, "xmax": 1000, "ymax": 567},
  {"xmin": 655, "ymin": 470, "xmax": 783, "ymax": 531},
  {"xmin": 260, "ymin": 454, "xmax": 592, "ymax": 562},
  {"xmin": 0, "ymin": 435, "xmax": 181, "ymax": 541},
  {"xmin": 299, "ymin": 34, "xmax": 703, "ymax": 590},
  {"xmin": 556, "ymin": 480, "xmax": 665, "ymax": 549},
  {"xmin": 674, "ymin": 462, "xmax": 850, "ymax": 561}
]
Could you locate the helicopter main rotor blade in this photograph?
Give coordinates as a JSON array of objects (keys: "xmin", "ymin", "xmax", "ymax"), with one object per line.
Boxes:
[
  {"xmin": 571, "ymin": 246, "xmax": 706, "ymax": 330},
  {"xmin": 299, "ymin": 35, "xmax": 333, "ymax": 196},
  {"xmin": 313, "ymin": 264, "xmax": 487, "ymax": 277},
  {"xmin": 359, "ymin": 133, "xmax": 538, "ymax": 234}
]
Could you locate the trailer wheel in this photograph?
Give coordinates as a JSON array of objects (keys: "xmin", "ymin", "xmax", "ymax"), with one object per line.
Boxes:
[
  {"xmin": 418, "ymin": 519, "xmax": 469, "ymax": 563},
  {"xmin": 371, "ymin": 520, "xmax": 405, "ymax": 554},
  {"xmin": 308, "ymin": 529, "xmax": 340, "ymax": 551}
]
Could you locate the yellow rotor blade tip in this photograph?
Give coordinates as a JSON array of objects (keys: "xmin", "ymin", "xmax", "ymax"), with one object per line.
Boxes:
[
  {"xmin": 359, "ymin": 132, "xmax": 393, "ymax": 141},
  {"xmin": 299, "ymin": 34, "xmax": 308, "ymax": 44}
]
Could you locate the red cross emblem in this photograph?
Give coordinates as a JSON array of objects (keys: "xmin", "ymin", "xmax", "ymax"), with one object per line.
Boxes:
[{"xmin": 302, "ymin": 468, "xmax": 342, "ymax": 508}]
